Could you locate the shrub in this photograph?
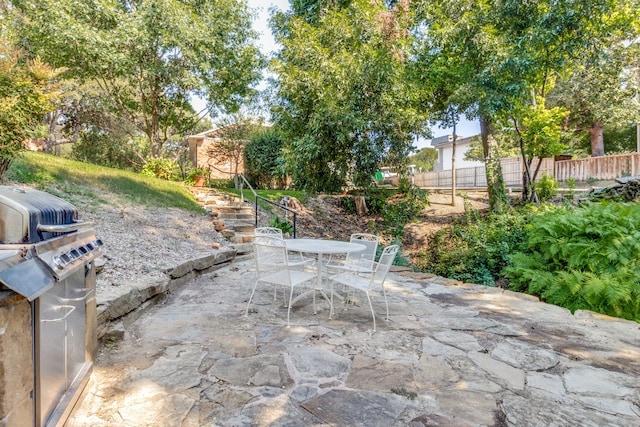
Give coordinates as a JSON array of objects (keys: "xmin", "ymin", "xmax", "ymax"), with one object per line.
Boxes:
[
  {"xmin": 504, "ymin": 202, "xmax": 640, "ymax": 321},
  {"xmin": 268, "ymin": 216, "xmax": 294, "ymax": 235},
  {"xmin": 382, "ymin": 186, "xmax": 428, "ymax": 239},
  {"xmin": 141, "ymin": 158, "xmax": 179, "ymax": 180},
  {"xmin": 534, "ymin": 174, "xmax": 559, "ymax": 202},
  {"xmin": 208, "ymin": 178, "xmax": 234, "ymax": 189},
  {"xmin": 415, "ymin": 205, "xmax": 532, "ymax": 286},
  {"xmin": 244, "ymin": 130, "xmax": 286, "ymax": 189}
]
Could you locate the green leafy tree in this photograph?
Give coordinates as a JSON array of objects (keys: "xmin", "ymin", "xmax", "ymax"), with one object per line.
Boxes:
[
  {"xmin": 547, "ymin": 43, "xmax": 640, "ymax": 157},
  {"xmin": 408, "ymin": 147, "xmax": 437, "ymax": 172},
  {"xmin": 490, "ymin": 0, "xmax": 639, "ymax": 160},
  {"xmin": 206, "ymin": 114, "xmax": 264, "ymax": 179},
  {"xmin": 271, "ymin": 0, "xmax": 429, "ymax": 192},
  {"xmin": 244, "ymin": 129, "xmax": 287, "ymax": 189},
  {"xmin": 505, "ymin": 97, "xmax": 569, "ymax": 202},
  {"xmin": 413, "ymin": 0, "xmax": 510, "ymax": 211},
  {"xmin": 12, "ymin": 0, "xmax": 265, "ymax": 158},
  {"xmin": 413, "ymin": 0, "xmax": 637, "ymax": 207},
  {"xmin": 0, "ymin": 39, "xmax": 60, "ymax": 178}
]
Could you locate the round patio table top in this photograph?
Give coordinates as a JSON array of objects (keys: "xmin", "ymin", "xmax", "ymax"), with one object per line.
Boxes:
[{"xmin": 284, "ymin": 238, "xmax": 366, "ymax": 254}]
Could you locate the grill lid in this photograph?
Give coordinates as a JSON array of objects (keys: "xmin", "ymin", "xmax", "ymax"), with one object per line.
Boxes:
[{"xmin": 0, "ymin": 187, "xmax": 78, "ymax": 243}]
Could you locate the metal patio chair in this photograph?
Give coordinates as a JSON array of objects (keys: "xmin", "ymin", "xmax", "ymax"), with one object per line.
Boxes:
[
  {"xmin": 326, "ymin": 233, "xmax": 379, "ymax": 274},
  {"xmin": 245, "ymin": 236, "xmax": 317, "ymax": 326},
  {"xmin": 254, "ymin": 227, "xmax": 284, "ymax": 238},
  {"xmin": 328, "ymin": 244, "xmax": 399, "ymax": 332}
]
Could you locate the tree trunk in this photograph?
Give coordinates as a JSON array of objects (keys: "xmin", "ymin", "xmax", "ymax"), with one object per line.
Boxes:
[
  {"xmin": 355, "ymin": 196, "xmax": 368, "ymax": 216},
  {"xmin": 480, "ymin": 116, "xmax": 509, "ymax": 212},
  {"xmin": 590, "ymin": 122, "xmax": 605, "ymax": 157}
]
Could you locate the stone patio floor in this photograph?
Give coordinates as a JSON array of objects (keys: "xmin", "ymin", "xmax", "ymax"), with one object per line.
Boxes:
[{"xmin": 67, "ymin": 256, "xmax": 640, "ymax": 426}]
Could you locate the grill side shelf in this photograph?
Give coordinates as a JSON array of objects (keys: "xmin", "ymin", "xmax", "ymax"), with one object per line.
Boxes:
[{"xmin": 0, "ymin": 258, "xmax": 55, "ymax": 301}]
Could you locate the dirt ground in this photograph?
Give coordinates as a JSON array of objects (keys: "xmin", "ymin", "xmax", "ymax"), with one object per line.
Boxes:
[{"xmin": 288, "ymin": 190, "xmax": 490, "ymax": 262}]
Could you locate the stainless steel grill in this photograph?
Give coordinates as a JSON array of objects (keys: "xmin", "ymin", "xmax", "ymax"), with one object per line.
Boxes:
[{"xmin": 0, "ymin": 186, "xmax": 103, "ymax": 427}]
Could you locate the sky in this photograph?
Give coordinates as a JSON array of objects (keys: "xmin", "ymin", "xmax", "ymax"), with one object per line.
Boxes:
[{"xmin": 244, "ymin": 0, "xmax": 481, "ymax": 149}]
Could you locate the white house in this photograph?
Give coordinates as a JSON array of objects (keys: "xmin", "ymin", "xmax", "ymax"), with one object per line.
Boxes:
[{"xmin": 431, "ymin": 134, "xmax": 484, "ymax": 171}]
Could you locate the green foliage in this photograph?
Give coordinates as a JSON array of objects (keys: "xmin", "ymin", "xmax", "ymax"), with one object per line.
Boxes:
[
  {"xmin": 13, "ymin": 0, "xmax": 265, "ymax": 157},
  {"xmin": 415, "ymin": 206, "xmax": 532, "ymax": 287},
  {"xmin": 244, "ymin": 129, "xmax": 286, "ymax": 189},
  {"xmin": 0, "ymin": 39, "xmax": 60, "ymax": 178},
  {"xmin": 222, "ymin": 188, "xmax": 308, "ymax": 212},
  {"xmin": 340, "ymin": 196, "xmax": 356, "ymax": 214},
  {"xmin": 183, "ymin": 167, "xmax": 209, "ymax": 186},
  {"xmin": 382, "ymin": 186, "xmax": 429, "ymax": 239},
  {"xmin": 272, "ymin": 1, "xmax": 429, "ymax": 192},
  {"xmin": 6, "ymin": 151, "xmax": 202, "ymax": 211},
  {"xmin": 408, "ymin": 147, "xmax": 438, "ymax": 172},
  {"xmin": 534, "ymin": 174, "xmax": 559, "ymax": 202},
  {"xmin": 141, "ymin": 158, "xmax": 180, "ymax": 181},
  {"xmin": 268, "ymin": 216, "xmax": 294, "ymax": 235},
  {"xmin": 208, "ymin": 178, "xmax": 234, "ymax": 189},
  {"xmin": 70, "ymin": 131, "xmax": 149, "ymax": 172},
  {"xmin": 504, "ymin": 202, "xmax": 640, "ymax": 321}
]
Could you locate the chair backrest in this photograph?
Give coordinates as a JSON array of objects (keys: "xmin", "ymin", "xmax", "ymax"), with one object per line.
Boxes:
[
  {"xmin": 370, "ymin": 245, "xmax": 399, "ymax": 288},
  {"xmin": 253, "ymin": 235, "xmax": 290, "ymax": 281},
  {"xmin": 255, "ymin": 227, "xmax": 284, "ymax": 238},
  {"xmin": 347, "ymin": 233, "xmax": 379, "ymax": 264}
]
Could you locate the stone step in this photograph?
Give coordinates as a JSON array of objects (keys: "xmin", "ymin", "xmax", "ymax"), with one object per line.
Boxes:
[
  {"xmin": 224, "ymin": 221, "xmax": 255, "ymax": 233},
  {"xmin": 230, "ymin": 232, "xmax": 254, "ymax": 243},
  {"xmin": 214, "ymin": 214, "xmax": 255, "ymax": 223},
  {"xmin": 214, "ymin": 206, "xmax": 254, "ymax": 214}
]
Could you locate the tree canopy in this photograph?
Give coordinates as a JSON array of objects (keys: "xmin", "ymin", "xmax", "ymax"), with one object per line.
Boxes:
[
  {"xmin": 11, "ymin": 0, "xmax": 265, "ymax": 158},
  {"xmin": 271, "ymin": 0, "xmax": 429, "ymax": 192},
  {"xmin": 412, "ymin": 0, "xmax": 639, "ymax": 207},
  {"xmin": 0, "ymin": 38, "xmax": 60, "ymax": 177}
]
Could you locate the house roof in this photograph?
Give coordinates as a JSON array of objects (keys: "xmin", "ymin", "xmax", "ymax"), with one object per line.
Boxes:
[{"xmin": 430, "ymin": 134, "xmax": 477, "ymax": 148}]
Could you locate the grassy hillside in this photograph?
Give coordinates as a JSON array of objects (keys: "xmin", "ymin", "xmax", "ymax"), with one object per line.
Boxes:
[{"xmin": 4, "ymin": 151, "xmax": 203, "ymax": 212}]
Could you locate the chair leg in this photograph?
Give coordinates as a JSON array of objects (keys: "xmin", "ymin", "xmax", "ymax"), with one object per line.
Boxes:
[
  {"xmin": 365, "ymin": 291, "xmax": 376, "ymax": 332},
  {"xmin": 245, "ymin": 282, "xmax": 258, "ymax": 316},
  {"xmin": 329, "ymin": 280, "xmax": 334, "ymax": 319},
  {"xmin": 382, "ymin": 287, "xmax": 389, "ymax": 321},
  {"xmin": 287, "ymin": 286, "xmax": 294, "ymax": 327}
]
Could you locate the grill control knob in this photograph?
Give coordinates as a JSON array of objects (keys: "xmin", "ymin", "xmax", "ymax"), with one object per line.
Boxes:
[{"xmin": 52, "ymin": 256, "xmax": 66, "ymax": 270}]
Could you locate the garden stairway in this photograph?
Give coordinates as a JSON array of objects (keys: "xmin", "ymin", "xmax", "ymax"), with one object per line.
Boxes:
[{"xmin": 190, "ymin": 188, "xmax": 256, "ymax": 243}]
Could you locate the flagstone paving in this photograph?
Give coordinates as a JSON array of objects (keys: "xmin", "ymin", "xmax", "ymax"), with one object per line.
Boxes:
[{"xmin": 67, "ymin": 258, "xmax": 640, "ymax": 426}]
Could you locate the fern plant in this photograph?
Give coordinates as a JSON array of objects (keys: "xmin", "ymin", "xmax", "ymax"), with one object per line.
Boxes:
[{"xmin": 504, "ymin": 202, "xmax": 640, "ymax": 321}]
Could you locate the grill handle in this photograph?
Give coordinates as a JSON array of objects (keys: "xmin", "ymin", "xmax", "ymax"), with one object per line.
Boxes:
[
  {"xmin": 41, "ymin": 305, "xmax": 76, "ymax": 323},
  {"xmin": 37, "ymin": 220, "xmax": 94, "ymax": 233},
  {"xmin": 58, "ymin": 287, "xmax": 95, "ymax": 302}
]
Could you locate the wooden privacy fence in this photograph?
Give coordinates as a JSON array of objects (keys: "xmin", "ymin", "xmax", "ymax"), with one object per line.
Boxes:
[
  {"xmin": 406, "ymin": 153, "xmax": 640, "ymax": 190},
  {"xmin": 555, "ymin": 153, "xmax": 640, "ymax": 182}
]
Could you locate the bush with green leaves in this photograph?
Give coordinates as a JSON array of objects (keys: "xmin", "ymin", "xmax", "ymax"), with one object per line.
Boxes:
[
  {"xmin": 244, "ymin": 130, "xmax": 286, "ymax": 189},
  {"xmin": 268, "ymin": 216, "xmax": 294, "ymax": 235},
  {"xmin": 534, "ymin": 174, "xmax": 559, "ymax": 202},
  {"xmin": 382, "ymin": 185, "xmax": 429, "ymax": 239},
  {"xmin": 71, "ymin": 131, "xmax": 150, "ymax": 172},
  {"xmin": 504, "ymin": 202, "xmax": 640, "ymax": 321},
  {"xmin": 415, "ymin": 205, "xmax": 532, "ymax": 286},
  {"xmin": 141, "ymin": 158, "xmax": 179, "ymax": 181}
]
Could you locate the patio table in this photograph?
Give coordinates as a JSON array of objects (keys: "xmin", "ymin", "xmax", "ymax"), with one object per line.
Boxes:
[{"xmin": 285, "ymin": 238, "xmax": 366, "ymax": 317}]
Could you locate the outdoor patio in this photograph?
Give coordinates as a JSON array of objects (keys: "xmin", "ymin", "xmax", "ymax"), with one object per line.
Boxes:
[{"xmin": 67, "ymin": 256, "xmax": 640, "ymax": 426}]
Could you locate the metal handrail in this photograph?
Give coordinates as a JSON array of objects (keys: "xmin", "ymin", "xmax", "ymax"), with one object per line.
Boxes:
[{"xmin": 235, "ymin": 174, "xmax": 298, "ymax": 238}]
